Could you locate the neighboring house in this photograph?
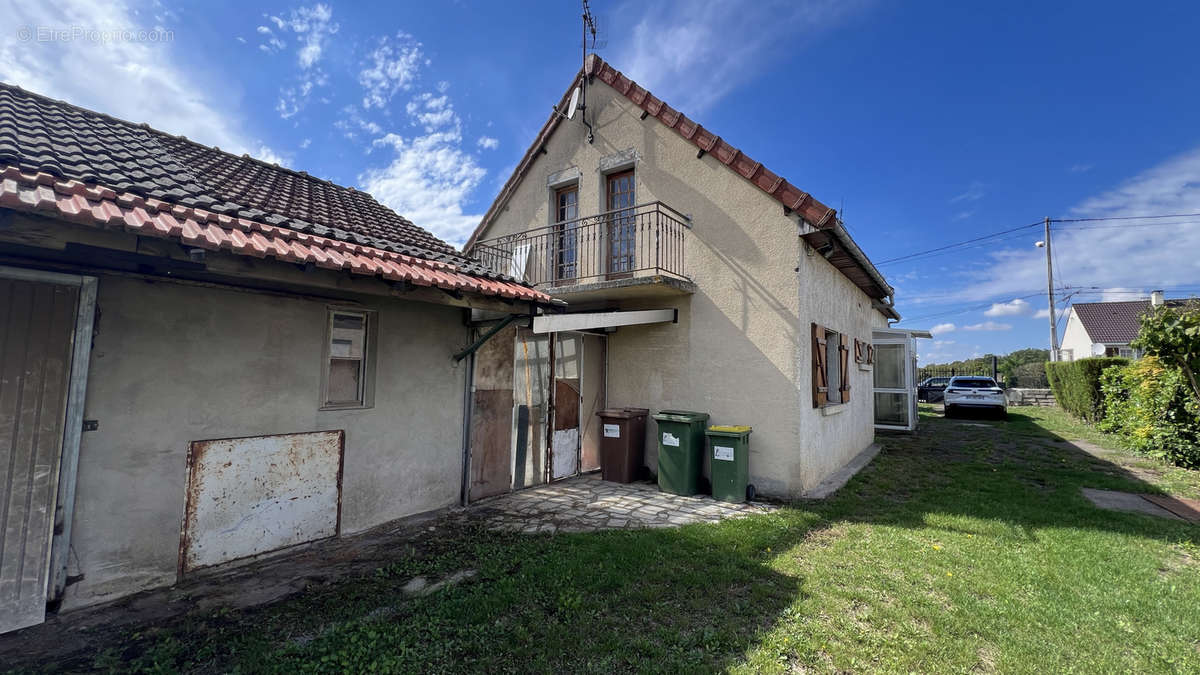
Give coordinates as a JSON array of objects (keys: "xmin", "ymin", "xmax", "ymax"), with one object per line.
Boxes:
[
  {"xmin": 462, "ymin": 55, "xmax": 901, "ymax": 502},
  {"xmin": 1059, "ymin": 291, "xmax": 1182, "ymax": 361},
  {"xmin": 0, "ymin": 84, "xmax": 548, "ymax": 632}
]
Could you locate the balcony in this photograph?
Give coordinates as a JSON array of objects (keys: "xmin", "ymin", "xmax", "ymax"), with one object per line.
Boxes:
[{"xmin": 472, "ymin": 201, "xmax": 695, "ymax": 302}]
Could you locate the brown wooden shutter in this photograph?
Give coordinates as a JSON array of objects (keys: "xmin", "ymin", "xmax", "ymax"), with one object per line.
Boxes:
[
  {"xmin": 839, "ymin": 333, "xmax": 851, "ymax": 401},
  {"xmin": 866, "ymin": 344, "xmax": 875, "ymax": 365},
  {"xmin": 811, "ymin": 323, "xmax": 828, "ymax": 408},
  {"xmin": 853, "ymin": 338, "xmax": 863, "ymax": 363}
]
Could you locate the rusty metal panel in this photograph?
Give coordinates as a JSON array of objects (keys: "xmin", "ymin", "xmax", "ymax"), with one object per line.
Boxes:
[
  {"xmin": 180, "ymin": 430, "xmax": 344, "ymax": 574},
  {"xmin": 0, "ymin": 279, "xmax": 78, "ymax": 634}
]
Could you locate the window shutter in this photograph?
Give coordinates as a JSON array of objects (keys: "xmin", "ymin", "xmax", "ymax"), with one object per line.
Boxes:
[
  {"xmin": 811, "ymin": 323, "xmax": 828, "ymax": 408},
  {"xmin": 853, "ymin": 338, "xmax": 863, "ymax": 364},
  {"xmin": 866, "ymin": 344, "xmax": 875, "ymax": 365},
  {"xmin": 839, "ymin": 333, "xmax": 851, "ymax": 401}
]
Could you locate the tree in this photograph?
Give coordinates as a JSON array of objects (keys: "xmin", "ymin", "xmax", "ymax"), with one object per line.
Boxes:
[
  {"xmin": 1133, "ymin": 300, "xmax": 1200, "ymax": 403},
  {"xmin": 999, "ymin": 348, "xmax": 1050, "ymax": 384}
]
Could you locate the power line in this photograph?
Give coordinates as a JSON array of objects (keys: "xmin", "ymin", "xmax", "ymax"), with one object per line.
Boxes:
[
  {"xmin": 1051, "ymin": 212, "xmax": 1200, "ymax": 223},
  {"xmin": 875, "ymin": 220, "xmax": 1044, "ymax": 266}
]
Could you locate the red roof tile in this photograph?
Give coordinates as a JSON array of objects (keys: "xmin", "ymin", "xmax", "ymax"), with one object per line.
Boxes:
[
  {"xmin": 0, "ymin": 166, "xmax": 547, "ymax": 302},
  {"xmin": 465, "ymin": 55, "xmax": 873, "ymax": 294},
  {"xmin": 1070, "ymin": 299, "xmax": 1189, "ymax": 345}
]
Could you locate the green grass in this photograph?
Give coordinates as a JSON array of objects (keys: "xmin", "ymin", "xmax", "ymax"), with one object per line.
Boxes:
[{"xmin": 21, "ymin": 406, "xmax": 1200, "ymax": 673}]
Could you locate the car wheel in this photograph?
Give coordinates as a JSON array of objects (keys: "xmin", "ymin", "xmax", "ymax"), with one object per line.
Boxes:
[
  {"xmin": 944, "ymin": 404, "xmax": 954, "ymax": 418},
  {"xmin": 996, "ymin": 408, "xmax": 1008, "ymax": 421}
]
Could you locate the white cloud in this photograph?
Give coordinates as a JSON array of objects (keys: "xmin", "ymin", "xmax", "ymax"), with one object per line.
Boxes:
[
  {"xmin": 984, "ymin": 298, "xmax": 1033, "ymax": 317},
  {"xmin": 1069, "ymin": 163, "xmax": 1094, "ymax": 173},
  {"xmin": 0, "ymin": 0, "xmax": 256, "ymax": 153},
  {"xmin": 930, "ymin": 322, "xmax": 956, "ymax": 335},
  {"xmin": 260, "ymin": 5, "xmax": 338, "ymax": 120},
  {"xmin": 951, "ymin": 180, "xmax": 985, "ymax": 203},
  {"xmin": 924, "ymin": 146, "xmax": 1200, "ymax": 304},
  {"xmin": 953, "ymin": 210, "xmax": 974, "ymax": 221},
  {"xmin": 299, "ymin": 138, "xmax": 312, "ymax": 149},
  {"xmin": 612, "ymin": 0, "xmax": 863, "ymax": 114},
  {"xmin": 275, "ymin": 4, "xmax": 337, "ymax": 69},
  {"xmin": 361, "ymin": 130, "xmax": 487, "ymax": 248},
  {"xmin": 933, "ymin": 339, "xmax": 955, "ymax": 346},
  {"xmin": 477, "ymin": 136, "xmax": 499, "ymax": 150},
  {"xmin": 359, "ymin": 32, "xmax": 424, "ymax": 109},
  {"xmin": 1033, "ymin": 308, "xmax": 1052, "ymax": 320},
  {"xmin": 252, "ymin": 144, "xmax": 289, "ymax": 166},
  {"xmin": 963, "ymin": 321, "xmax": 1012, "ymax": 331}
]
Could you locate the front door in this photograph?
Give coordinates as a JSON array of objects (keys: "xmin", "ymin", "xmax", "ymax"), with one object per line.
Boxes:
[
  {"xmin": 606, "ymin": 171, "xmax": 636, "ymax": 277},
  {"xmin": 0, "ymin": 277, "xmax": 82, "ymax": 633}
]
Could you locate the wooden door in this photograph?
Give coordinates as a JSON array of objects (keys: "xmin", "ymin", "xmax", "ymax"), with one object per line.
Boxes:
[
  {"xmin": 0, "ymin": 279, "xmax": 79, "ymax": 633},
  {"xmin": 606, "ymin": 171, "xmax": 636, "ymax": 277},
  {"xmin": 579, "ymin": 334, "xmax": 606, "ymax": 472}
]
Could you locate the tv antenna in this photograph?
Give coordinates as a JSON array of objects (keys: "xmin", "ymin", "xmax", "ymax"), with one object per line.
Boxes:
[{"xmin": 553, "ymin": 0, "xmax": 597, "ymax": 142}]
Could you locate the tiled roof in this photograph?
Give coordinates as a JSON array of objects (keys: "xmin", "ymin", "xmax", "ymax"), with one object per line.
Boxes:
[
  {"xmin": 0, "ymin": 166, "xmax": 545, "ymax": 301},
  {"xmin": 1072, "ymin": 300, "xmax": 1151, "ymax": 344},
  {"xmin": 0, "ymin": 82, "xmax": 533, "ymax": 295},
  {"xmin": 468, "ymin": 54, "xmax": 842, "ymax": 249},
  {"xmin": 465, "ymin": 55, "xmax": 891, "ymax": 302}
]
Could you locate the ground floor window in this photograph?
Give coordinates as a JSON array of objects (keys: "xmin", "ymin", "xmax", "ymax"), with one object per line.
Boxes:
[{"xmin": 322, "ymin": 308, "xmax": 375, "ymax": 409}]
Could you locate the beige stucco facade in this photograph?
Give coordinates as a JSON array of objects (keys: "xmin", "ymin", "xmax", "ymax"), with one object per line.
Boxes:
[
  {"xmin": 470, "ymin": 80, "xmax": 890, "ymax": 496},
  {"xmin": 59, "ymin": 274, "xmax": 468, "ymax": 610}
]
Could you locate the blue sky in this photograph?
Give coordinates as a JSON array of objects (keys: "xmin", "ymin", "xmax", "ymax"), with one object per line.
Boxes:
[{"xmin": 3, "ymin": 0, "xmax": 1199, "ymax": 363}]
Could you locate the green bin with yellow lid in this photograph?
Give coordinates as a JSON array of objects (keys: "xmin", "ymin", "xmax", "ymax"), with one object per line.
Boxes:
[{"xmin": 705, "ymin": 425, "xmax": 754, "ymax": 502}]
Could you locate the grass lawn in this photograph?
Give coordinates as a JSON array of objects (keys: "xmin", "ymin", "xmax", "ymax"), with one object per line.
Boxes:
[{"xmin": 15, "ymin": 405, "xmax": 1200, "ymax": 673}]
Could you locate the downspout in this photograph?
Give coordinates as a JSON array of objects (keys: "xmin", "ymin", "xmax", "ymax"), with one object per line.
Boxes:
[{"xmin": 459, "ymin": 347, "xmax": 476, "ymax": 507}]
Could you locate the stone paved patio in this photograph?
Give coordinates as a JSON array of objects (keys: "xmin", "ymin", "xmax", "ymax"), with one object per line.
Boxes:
[{"xmin": 471, "ymin": 473, "xmax": 777, "ymax": 534}]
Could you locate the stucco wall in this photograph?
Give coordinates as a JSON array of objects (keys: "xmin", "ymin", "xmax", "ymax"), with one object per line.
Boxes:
[
  {"xmin": 475, "ymin": 82, "xmax": 887, "ymax": 496},
  {"xmin": 63, "ymin": 275, "xmax": 466, "ymax": 610},
  {"xmin": 1059, "ymin": 310, "xmax": 1094, "ymax": 361}
]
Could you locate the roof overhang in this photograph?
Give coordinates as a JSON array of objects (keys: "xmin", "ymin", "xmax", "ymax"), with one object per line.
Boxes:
[
  {"xmin": 532, "ymin": 308, "xmax": 676, "ymax": 334},
  {"xmin": 800, "ymin": 221, "xmax": 896, "ymax": 306}
]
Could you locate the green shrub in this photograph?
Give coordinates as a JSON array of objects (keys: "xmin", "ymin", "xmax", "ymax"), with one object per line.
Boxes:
[
  {"xmin": 1045, "ymin": 357, "xmax": 1129, "ymax": 422},
  {"xmin": 1100, "ymin": 357, "xmax": 1200, "ymax": 468},
  {"xmin": 1009, "ymin": 361, "xmax": 1049, "ymax": 388}
]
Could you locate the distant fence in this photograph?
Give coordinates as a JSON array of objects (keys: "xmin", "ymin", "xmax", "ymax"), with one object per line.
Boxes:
[{"xmin": 918, "ymin": 356, "xmax": 999, "ymax": 384}]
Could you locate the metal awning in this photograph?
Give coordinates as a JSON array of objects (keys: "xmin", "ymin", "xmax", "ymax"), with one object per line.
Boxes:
[{"xmin": 532, "ymin": 309, "xmax": 677, "ymax": 334}]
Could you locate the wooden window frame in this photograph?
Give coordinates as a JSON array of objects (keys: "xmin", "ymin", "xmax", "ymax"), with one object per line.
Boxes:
[
  {"xmin": 320, "ymin": 307, "xmax": 378, "ymax": 410},
  {"xmin": 605, "ymin": 169, "xmax": 636, "ymax": 279},
  {"xmin": 812, "ymin": 322, "xmax": 851, "ymax": 408},
  {"xmin": 553, "ymin": 184, "xmax": 580, "ymax": 283}
]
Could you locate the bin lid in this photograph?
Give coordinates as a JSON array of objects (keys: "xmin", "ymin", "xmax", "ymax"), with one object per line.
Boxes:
[
  {"xmin": 707, "ymin": 424, "xmax": 752, "ymax": 437},
  {"xmin": 597, "ymin": 407, "xmax": 649, "ymax": 419},
  {"xmin": 652, "ymin": 410, "xmax": 710, "ymax": 423}
]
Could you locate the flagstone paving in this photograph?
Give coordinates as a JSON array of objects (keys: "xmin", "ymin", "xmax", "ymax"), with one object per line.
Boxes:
[{"xmin": 470, "ymin": 473, "xmax": 777, "ymax": 534}]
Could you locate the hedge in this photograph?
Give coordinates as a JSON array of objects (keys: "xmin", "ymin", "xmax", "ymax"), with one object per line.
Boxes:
[
  {"xmin": 1099, "ymin": 357, "xmax": 1200, "ymax": 468},
  {"xmin": 1045, "ymin": 357, "xmax": 1129, "ymax": 422}
]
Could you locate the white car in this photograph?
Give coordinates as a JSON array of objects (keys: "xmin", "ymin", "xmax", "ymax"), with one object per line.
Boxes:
[{"xmin": 943, "ymin": 376, "xmax": 1007, "ymax": 419}]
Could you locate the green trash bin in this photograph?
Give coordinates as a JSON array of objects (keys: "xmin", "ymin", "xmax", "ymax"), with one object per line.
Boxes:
[
  {"xmin": 706, "ymin": 425, "xmax": 753, "ymax": 503},
  {"xmin": 652, "ymin": 410, "xmax": 709, "ymax": 496}
]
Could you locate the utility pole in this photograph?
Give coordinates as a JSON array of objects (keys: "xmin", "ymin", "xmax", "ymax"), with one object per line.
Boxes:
[{"xmin": 1043, "ymin": 216, "xmax": 1058, "ymax": 361}]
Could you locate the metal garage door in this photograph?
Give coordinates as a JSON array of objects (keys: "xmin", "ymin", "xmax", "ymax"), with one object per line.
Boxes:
[{"xmin": 0, "ymin": 274, "xmax": 91, "ymax": 633}]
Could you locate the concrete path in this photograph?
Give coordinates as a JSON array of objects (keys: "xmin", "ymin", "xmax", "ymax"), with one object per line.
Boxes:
[{"xmin": 471, "ymin": 473, "xmax": 777, "ymax": 534}]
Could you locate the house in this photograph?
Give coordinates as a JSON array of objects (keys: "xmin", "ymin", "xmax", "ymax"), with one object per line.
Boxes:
[
  {"xmin": 461, "ymin": 55, "xmax": 901, "ymax": 502},
  {"xmin": 1059, "ymin": 291, "xmax": 1182, "ymax": 361},
  {"xmin": 0, "ymin": 83, "xmax": 549, "ymax": 633}
]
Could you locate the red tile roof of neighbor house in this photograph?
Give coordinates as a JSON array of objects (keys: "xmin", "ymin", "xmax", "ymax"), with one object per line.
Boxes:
[
  {"xmin": 0, "ymin": 83, "xmax": 547, "ymax": 303},
  {"xmin": 465, "ymin": 55, "xmax": 892, "ymax": 301},
  {"xmin": 1071, "ymin": 299, "xmax": 1189, "ymax": 344}
]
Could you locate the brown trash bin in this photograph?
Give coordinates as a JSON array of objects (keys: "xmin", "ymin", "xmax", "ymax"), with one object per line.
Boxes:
[{"xmin": 595, "ymin": 408, "xmax": 649, "ymax": 483}]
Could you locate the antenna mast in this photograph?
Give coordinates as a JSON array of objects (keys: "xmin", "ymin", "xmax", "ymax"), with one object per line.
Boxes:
[{"xmin": 579, "ymin": 0, "xmax": 597, "ymax": 142}]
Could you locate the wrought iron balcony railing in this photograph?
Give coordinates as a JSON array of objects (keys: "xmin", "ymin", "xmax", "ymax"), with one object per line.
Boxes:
[{"xmin": 472, "ymin": 201, "xmax": 691, "ymax": 287}]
